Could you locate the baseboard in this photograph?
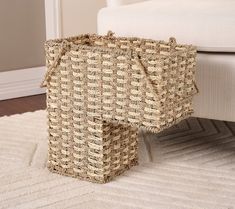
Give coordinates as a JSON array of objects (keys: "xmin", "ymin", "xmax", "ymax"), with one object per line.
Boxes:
[{"xmin": 0, "ymin": 67, "xmax": 46, "ymax": 101}]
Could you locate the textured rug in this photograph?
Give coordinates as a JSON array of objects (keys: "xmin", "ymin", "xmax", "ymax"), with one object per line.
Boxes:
[{"xmin": 1, "ymin": 111, "xmax": 235, "ymax": 209}]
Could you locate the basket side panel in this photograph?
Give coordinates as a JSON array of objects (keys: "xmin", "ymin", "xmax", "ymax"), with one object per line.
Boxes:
[{"xmin": 46, "ymin": 47, "xmax": 139, "ymax": 183}]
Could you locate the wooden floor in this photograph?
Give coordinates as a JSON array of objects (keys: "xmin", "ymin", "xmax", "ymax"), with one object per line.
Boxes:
[{"xmin": 0, "ymin": 94, "xmax": 46, "ymax": 117}]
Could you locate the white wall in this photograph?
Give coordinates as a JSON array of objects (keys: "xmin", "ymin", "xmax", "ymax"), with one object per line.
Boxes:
[{"xmin": 60, "ymin": 0, "xmax": 106, "ymax": 37}]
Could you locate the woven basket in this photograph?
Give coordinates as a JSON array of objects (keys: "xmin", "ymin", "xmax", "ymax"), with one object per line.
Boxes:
[{"xmin": 42, "ymin": 31, "xmax": 198, "ymax": 183}]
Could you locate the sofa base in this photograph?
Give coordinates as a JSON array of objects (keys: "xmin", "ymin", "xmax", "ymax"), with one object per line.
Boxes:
[{"xmin": 193, "ymin": 53, "xmax": 235, "ymax": 122}]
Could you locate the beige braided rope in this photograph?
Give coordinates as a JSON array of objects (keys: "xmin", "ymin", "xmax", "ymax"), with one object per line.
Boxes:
[
  {"xmin": 41, "ymin": 34, "xmax": 199, "ymax": 95},
  {"xmin": 43, "ymin": 31, "xmax": 198, "ymax": 183},
  {"xmin": 41, "ymin": 31, "xmax": 116, "ymax": 87},
  {"xmin": 41, "ymin": 40, "xmax": 71, "ymax": 87},
  {"xmin": 41, "ymin": 33, "xmax": 179, "ymax": 88},
  {"xmin": 41, "ymin": 45, "xmax": 161, "ymax": 95}
]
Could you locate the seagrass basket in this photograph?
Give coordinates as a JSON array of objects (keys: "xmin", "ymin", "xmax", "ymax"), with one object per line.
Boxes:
[{"xmin": 42, "ymin": 31, "xmax": 198, "ymax": 183}]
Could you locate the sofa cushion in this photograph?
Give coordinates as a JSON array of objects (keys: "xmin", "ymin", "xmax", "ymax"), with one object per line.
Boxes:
[{"xmin": 98, "ymin": 0, "xmax": 235, "ymax": 52}]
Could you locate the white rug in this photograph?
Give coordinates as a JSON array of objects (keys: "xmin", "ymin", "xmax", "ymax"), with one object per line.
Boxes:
[{"xmin": 1, "ymin": 111, "xmax": 235, "ymax": 209}]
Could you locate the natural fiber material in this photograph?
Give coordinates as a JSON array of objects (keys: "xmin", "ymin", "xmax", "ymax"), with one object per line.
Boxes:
[
  {"xmin": 47, "ymin": 118, "xmax": 138, "ymax": 183},
  {"xmin": 43, "ymin": 32, "xmax": 197, "ymax": 183}
]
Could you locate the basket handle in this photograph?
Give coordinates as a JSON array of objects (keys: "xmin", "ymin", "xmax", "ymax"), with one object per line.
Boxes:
[
  {"xmin": 41, "ymin": 31, "xmax": 115, "ymax": 87},
  {"xmin": 41, "ymin": 40, "xmax": 70, "ymax": 87},
  {"xmin": 106, "ymin": 30, "xmax": 115, "ymax": 37},
  {"xmin": 134, "ymin": 54, "xmax": 199, "ymax": 99},
  {"xmin": 193, "ymin": 80, "xmax": 199, "ymax": 94},
  {"xmin": 134, "ymin": 54, "xmax": 159, "ymax": 99},
  {"xmin": 169, "ymin": 37, "xmax": 177, "ymax": 46},
  {"xmin": 169, "ymin": 37, "xmax": 177, "ymax": 53}
]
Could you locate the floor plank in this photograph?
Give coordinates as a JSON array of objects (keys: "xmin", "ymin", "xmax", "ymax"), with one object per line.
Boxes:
[{"xmin": 0, "ymin": 94, "xmax": 46, "ymax": 117}]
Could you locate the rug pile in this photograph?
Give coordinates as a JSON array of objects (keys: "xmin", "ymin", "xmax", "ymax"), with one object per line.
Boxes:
[{"xmin": 1, "ymin": 111, "xmax": 235, "ymax": 209}]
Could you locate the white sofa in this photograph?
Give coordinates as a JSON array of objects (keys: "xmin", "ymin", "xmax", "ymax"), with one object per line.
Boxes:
[{"xmin": 98, "ymin": 0, "xmax": 235, "ymax": 122}]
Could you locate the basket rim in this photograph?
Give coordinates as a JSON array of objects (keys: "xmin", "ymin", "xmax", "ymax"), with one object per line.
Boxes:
[
  {"xmin": 56, "ymin": 43, "xmax": 188, "ymax": 60},
  {"xmin": 45, "ymin": 33, "xmax": 197, "ymax": 54}
]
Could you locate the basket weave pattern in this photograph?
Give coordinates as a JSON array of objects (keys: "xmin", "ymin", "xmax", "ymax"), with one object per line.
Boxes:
[{"xmin": 44, "ymin": 33, "xmax": 197, "ymax": 183}]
